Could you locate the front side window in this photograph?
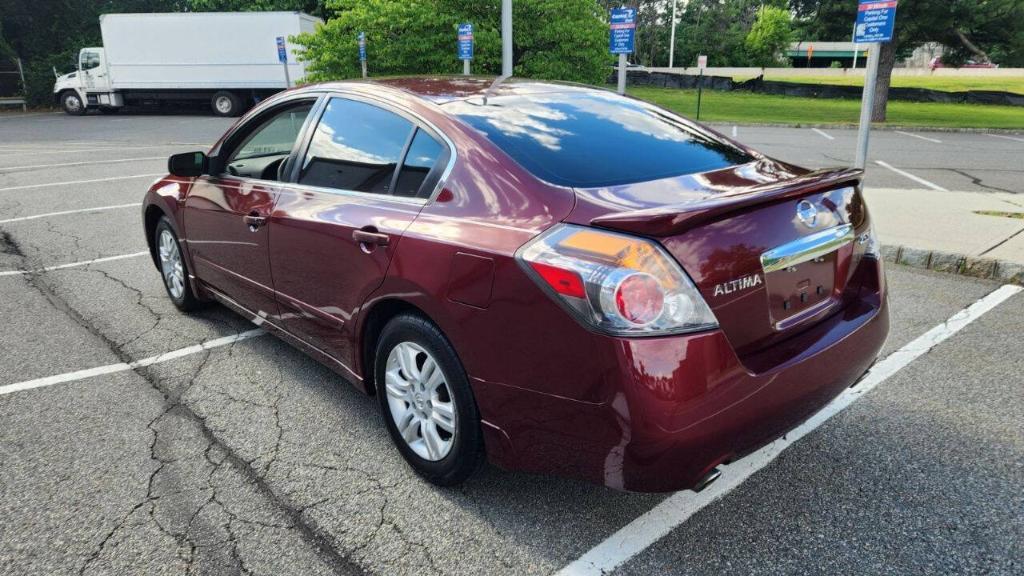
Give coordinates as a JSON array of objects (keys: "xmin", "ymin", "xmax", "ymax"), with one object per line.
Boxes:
[
  {"xmin": 299, "ymin": 98, "xmax": 414, "ymax": 194},
  {"xmin": 80, "ymin": 51, "xmax": 101, "ymax": 71},
  {"xmin": 224, "ymin": 101, "xmax": 314, "ymax": 180}
]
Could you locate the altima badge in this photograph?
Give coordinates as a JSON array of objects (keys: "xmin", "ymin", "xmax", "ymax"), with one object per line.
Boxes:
[
  {"xmin": 796, "ymin": 200, "xmax": 819, "ymax": 228},
  {"xmin": 713, "ymin": 274, "xmax": 763, "ymax": 297}
]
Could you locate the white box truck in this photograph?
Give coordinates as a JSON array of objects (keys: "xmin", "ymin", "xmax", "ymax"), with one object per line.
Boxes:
[{"xmin": 53, "ymin": 11, "xmax": 322, "ymax": 116}]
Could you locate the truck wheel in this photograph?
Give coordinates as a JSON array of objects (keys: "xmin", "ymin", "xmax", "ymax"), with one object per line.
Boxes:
[
  {"xmin": 211, "ymin": 91, "xmax": 242, "ymax": 117},
  {"xmin": 61, "ymin": 91, "xmax": 86, "ymax": 116}
]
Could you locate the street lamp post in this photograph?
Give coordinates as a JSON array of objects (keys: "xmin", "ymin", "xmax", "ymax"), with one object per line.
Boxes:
[
  {"xmin": 668, "ymin": 0, "xmax": 678, "ymax": 69},
  {"xmin": 502, "ymin": 0, "xmax": 512, "ymax": 77}
]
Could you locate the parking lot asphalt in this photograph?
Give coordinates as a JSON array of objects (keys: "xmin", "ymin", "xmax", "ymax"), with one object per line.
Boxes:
[{"xmin": 1, "ymin": 112, "xmax": 1022, "ymax": 576}]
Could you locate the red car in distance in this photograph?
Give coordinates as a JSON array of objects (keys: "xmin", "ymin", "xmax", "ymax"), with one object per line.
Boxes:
[{"xmin": 143, "ymin": 77, "xmax": 888, "ymax": 492}]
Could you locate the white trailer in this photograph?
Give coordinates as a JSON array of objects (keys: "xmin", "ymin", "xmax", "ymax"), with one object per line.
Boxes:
[{"xmin": 53, "ymin": 12, "xmax": 322, "ymax": 116}]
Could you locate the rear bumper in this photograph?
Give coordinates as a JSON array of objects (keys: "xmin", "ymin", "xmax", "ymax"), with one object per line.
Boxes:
[{"xmin": 474, "ymin": 263, "xmax": 889, "ymax": 492}]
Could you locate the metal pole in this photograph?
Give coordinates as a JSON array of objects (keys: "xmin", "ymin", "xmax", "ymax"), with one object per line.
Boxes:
[
  {"xmin": 668, "ymin": 0, "xmax": 677, "ymax": 69},
  {"xmin": 696, "ymin": 70, "xmax": 703, "ymax": 120},
  {"xmin": 502, "ymin": 0, "xmax": 513, "ymax": 77},
  {"xmin": 281, "ymin": 60, "xmax": 291, "ymax": 88},
  {"xmin": 851, "ymin": 22, "xmax": 859, "ymax": 69},
  {"xmin": 361, "ymin": 60, "xmax": 367, "ymax": 79},
  {"xmin": 617, "ymin": 53, "xmax": 627, "ymax": 95},
  {"xmin": 464, "ymin": 59, "xmax": 470, "ymax": 76},
  {"xmin": 15, "ymin": 58, "xmax": 27, "ymax": 111},
  {"xmin": 855, "ymin": 43, "xmax": 881, "ymax": 169}
]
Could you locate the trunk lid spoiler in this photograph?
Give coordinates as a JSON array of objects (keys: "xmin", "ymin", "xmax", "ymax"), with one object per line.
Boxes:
[{"xmin": 589, "ymin": 168, "xmax": 863, "ymax": 237}]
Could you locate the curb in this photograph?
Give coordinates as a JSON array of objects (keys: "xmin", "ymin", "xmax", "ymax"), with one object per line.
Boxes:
[
  {"xmin": 882, "ymin": 244, "xmax": 1023, "ymax": 285},
  {"xmin": 704, "ymin": 121, "xmax": 1024, "ymax": 135}
]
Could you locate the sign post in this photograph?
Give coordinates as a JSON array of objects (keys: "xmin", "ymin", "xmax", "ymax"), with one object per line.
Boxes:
[
  {"xmin": 276, "ymin": 36, "xmax": 291, "ymax": 88},
  {"xmin": 610, "ymin": 7, "xmax": 636, "ymax": 95},
  {"xmin": 696, "ymin": 55, "xmax": 707, "ymax": 120},
  {"xmin": 358, "ymin": 32, "xmax": 367, "ymax": 78},
  {"xmin": 458, "ymin": 23, "xmax": 474, "ymax": 76},
  {"xmin": 854, "ymin": 0, "xmax": 897, "ymax": 169}
]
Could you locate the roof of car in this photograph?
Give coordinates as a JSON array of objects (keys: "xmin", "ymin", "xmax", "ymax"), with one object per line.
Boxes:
[{"xmin": 308, "ymin": 76, "xmax": 612, "ymax": 105}]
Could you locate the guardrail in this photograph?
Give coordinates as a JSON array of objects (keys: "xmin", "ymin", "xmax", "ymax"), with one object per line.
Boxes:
[{"xmin": 0, "ymin": 57, "xmax": 28, "ymax": 111}]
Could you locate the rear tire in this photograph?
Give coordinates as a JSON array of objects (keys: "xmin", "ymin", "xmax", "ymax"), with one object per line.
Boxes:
[
  {"xmin": 154, "ymin": 217, "xmax": 203, "ymax": 312},
  {"xmin": 211, "ymin": 91, "xmax": 242, "ymax": 117},
  {"xmin": 375, "ymin": 313, "xmax": 484, "ymax": 486},
  {"xmin": 61, "ymin": 91, "xmax": 86, "ymax": 116}
]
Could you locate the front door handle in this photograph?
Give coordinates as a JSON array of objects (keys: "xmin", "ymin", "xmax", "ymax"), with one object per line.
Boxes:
[
  {"xmin": 243, "ymin": 213, "xmax": 266, "ymax": 232},
  {"xmin": 353, "ymin": 229, "xmax": 390, "ymax": 248}
]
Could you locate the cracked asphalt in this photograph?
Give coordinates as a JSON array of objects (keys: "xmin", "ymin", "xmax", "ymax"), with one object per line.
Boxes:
[{"xmin": 1, "ymin": 112, "xmax": 1022, "ymax": 576}]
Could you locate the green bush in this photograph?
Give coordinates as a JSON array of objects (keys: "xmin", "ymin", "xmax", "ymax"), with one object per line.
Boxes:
[{"xmin": 293, "ymin": 0, "xmax": 610, "ymax": 85}]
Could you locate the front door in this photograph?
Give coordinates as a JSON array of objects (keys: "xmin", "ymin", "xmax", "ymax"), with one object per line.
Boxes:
[
  {"xmin": 269, "ymin": 95, "xmax": 451, "ymax": 369},
  {"xmin": 78, "ymin": 49, "xmax": 109, "ymax": 93},
  {"xmin": 184, "ymin": 98, "xmax": 317, "ymax": 318}
]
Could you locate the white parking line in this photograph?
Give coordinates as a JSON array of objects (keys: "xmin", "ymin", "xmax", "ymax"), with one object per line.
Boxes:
[
  {"xmin": 732, "ymin": 126, "xmax": 738, "ymax": 138},
  {"xmin": 0, "ymin": 329, "xmax": 265, "ymax": 396},
  {"xmin": 1, "ymin": 156, "xmax": 165, "ymax": 171},
  {"xmin": 0, "ymin": 174, "xmax": 163, "ymax": 193},
  {"xmin": 986, "ymin": 133, "xmax": 1024, "ymax": 144},
  {"xmin": 874, "ymin": 160, "xmax": 948, "ymax": 192},
  {"xmin": 556, "ymin": 284, "xmax": 1022, "ymax": 576},
  {"xmin": 895, "ymin": 130, "xmax": 942, "ymax": 144},
  {"xmin": 0, "ymin": 203, "xmax": 141, "ymax": 224},
  {"xmin": 811, "ymin": 128, "xmax": 835, "ymax": 141},
  {"xmin": 0, "ymin": 251, "xmax": 149, "ymax": 277}
]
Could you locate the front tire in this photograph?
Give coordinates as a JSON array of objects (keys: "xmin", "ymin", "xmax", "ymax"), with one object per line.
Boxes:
[
  {"xmin": 375, "ymin": 313, "xmax": 484, "ymax": 486},
  {"xmin": 154, "ymin": 217, "xmax": 202, "ymax": 312},
  {"xmin": 61, "ymin": 91, "xmax": 86, "ymax": 115},
  {"xmin": 211, "ymin": 91, "xmax": 242, "ymax": 117}
]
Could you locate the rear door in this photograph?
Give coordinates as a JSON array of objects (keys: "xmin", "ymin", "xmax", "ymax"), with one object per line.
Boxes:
[
  {"xmin": 268, "ymin": 94, "xmax": 451, "ymax": 368},
  {"xmin": 184, "ymin": 97, "xmax": 318, "ymax": 318}
]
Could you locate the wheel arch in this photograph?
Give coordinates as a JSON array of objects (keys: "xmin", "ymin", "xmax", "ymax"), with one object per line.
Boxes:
[
  {"xmin": 358, "ymin": 298, "xmax": 430, "ymax": 396},
  {"xmin": 144, "ymin": 204, "xmax": 167, "ymax": 269}
]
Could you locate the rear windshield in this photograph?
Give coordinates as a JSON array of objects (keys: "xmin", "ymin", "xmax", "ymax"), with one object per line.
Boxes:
[{"xmin": 446, "ymin": 91, "xmax": 753, "ymax": 188}]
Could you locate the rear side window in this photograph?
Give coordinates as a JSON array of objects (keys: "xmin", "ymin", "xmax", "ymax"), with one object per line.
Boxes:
[
  {"xmin": 393, "ymin": 129, "xmax": 445, "ymax": 198},
  {"xmin": 299, "ymin": 98, "xmax": 413, "ymax": 193},
  {"xmin": 446, "ymin": 92, "xmax": 753, "ymax": 188}
]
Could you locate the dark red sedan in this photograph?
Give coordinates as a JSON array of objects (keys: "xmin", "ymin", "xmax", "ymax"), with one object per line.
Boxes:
[{"xmin": 143, "ymin": 77, "xmax": 888, "ymax": 492}]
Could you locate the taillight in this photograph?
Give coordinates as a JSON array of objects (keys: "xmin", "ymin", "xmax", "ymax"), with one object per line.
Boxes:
[{"xmin": 517, "ymin": 224, "xmax": 718, "ymax": 336}]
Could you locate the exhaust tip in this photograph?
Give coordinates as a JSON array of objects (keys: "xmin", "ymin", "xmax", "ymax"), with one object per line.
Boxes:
[{"xmin": 692, "ymin": 467, "xmax": 722, "ymax": 492}]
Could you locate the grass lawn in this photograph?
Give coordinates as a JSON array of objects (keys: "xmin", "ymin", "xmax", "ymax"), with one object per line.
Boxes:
[
  {"xmin": 628, "ymin": 86, "xmax": 1024, "ymax": 129},
  {"xmin": 755, "ymin": 74, "xmax": 1024, "ymax": 95}
]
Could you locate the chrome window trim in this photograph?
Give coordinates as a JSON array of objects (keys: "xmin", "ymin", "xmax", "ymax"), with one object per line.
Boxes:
[
  {"xmin": 276, "ymin": 180, "xmax": 430, "ymax": 207},
  {"xmin": 760, "ymin": 224, "xmax": 855, "ymax": 273}
]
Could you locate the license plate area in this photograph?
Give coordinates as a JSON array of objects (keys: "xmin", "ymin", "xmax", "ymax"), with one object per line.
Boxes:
[
  {"xmin": 760, "ymin": 224, "xmax": 854, "ymax": 330},
  {"xmin": 765, "ymin": 252, "xmax": 837, "ymax": 328}
]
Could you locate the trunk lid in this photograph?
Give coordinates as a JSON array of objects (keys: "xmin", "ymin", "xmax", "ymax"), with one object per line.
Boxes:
[{"xmin": 569, "ymin": 162, "xmax": 869, "ymax": 359}]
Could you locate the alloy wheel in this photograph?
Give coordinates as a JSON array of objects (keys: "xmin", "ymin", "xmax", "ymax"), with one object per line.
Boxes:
[
  {"xmin": 384, "ymin": 341, "xmax": 457, "ymax": 461},
  {"xmin": 214, "ymin": 96, "xmax": 233, "ymax": 115},
  {"xmin": 158, "ymin": 229, "xmax": 185, "ymax": 299}
]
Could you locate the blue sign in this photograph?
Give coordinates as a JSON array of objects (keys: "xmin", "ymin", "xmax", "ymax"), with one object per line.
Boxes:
[
  {"xmin": 358, "ymin": 32, "xmax": 367, "ymax": 62},
  {"xmin": 457, "ymin": 23, "xmax": 473, "ymax": 60},
  {"xmin": 609, "ymin": 8, "xmax": 636, "ymax": 55},
  {"xmin": 276, "ymin": 36, "xmax": 287, "ymax": 63},
  {"xmin": 854, "ymin": 0, "xmax": 897, "ymax": 43}
]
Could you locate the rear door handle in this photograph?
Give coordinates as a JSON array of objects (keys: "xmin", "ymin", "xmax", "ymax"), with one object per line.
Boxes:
[
  {"xmin": 243, "ymin": 213, "xmax": 266, "ymax": 232},
  {"xmin": 352, "ymin": 229, "xmax": 390, "ymax": 247}
]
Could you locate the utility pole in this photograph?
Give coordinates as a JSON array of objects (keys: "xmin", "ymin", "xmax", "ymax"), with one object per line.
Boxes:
[
  {"xmin": 668, "ymin": 0, "xmax": 678, "ymax": 69},
  {"xmin": 502, "ymin": 0, "xmax": 512, "ymax": 77}
]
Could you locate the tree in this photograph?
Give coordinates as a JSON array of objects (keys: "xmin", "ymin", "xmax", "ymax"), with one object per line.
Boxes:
[
  {"xmin": 745, "ymin": 5, "xmax": 793, "ymax": 66},
  {"xmin": 792, "ymin": 0, "xmax": 1024, "ymax": 121},
  {"xmin": 294, "ymin": 0, "xmax": 609, "ymax": 85}
]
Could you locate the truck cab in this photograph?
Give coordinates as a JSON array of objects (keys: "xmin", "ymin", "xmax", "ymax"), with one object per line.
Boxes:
[{"xmin": 53, "ymin": 47, "xmax": 121, "ymax": 115}]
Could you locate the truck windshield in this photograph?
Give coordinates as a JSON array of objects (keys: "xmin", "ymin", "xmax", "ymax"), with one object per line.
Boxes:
[{"xmin": 445, "ymin": 92, "xmax": 752, "ymax": 188}]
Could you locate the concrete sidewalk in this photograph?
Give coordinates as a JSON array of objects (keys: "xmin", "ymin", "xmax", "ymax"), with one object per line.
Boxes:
[{"xmin": 865, "ymin": 187, "xmax": 1024, "ymax": 281}]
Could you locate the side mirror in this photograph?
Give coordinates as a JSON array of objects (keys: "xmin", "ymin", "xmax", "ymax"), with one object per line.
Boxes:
[{"xmin": 168, "ymin": 151, "xmax": 208, "ymax": 177}]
